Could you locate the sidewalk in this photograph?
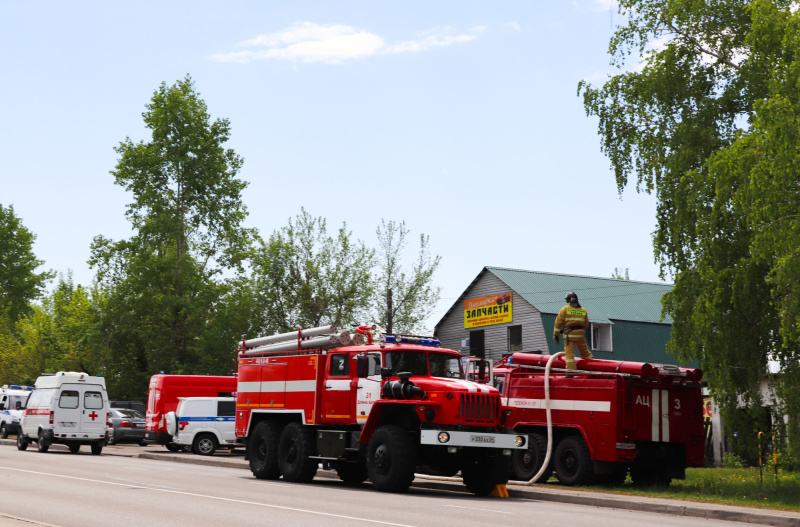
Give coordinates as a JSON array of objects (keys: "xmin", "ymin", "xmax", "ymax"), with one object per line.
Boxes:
[{"xmin": 3, "ymin": 440, "xmax": 799, "ymax": 527}]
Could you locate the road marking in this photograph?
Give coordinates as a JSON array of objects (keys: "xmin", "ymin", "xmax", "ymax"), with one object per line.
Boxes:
[
  {"xmin": 444, "ymin": 504, "xmax": 513, "ymax": 514},
  {"xmin": 103, "ymin": 474, "xmax": 184, "ymax": 489},
  {"xmin": 0, "ymin": 466, "xmax": 417, "ymax": 527}
]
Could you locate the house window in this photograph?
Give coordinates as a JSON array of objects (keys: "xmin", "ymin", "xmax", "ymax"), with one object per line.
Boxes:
[
  {"xmin": 591, "ymin": 323, "xmax": 613, "ymax": 352},
  {"xmin": 508, "ymin": 325, "xmax": 522, "ymax": 352}
]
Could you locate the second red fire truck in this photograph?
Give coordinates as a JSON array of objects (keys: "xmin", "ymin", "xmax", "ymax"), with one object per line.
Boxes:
[
  {"xmin": 493, "ymin": 352, "xmax": 705, "ymax": 486},
  {"xmin": 234, "ymin": 325, "xmax": 526, "ymax": 494}
]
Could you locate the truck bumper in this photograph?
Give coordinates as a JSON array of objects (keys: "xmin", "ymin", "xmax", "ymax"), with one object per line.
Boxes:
[{"xmin": 420, "ymin": 430, "xmax": 526, "ymax": 449}]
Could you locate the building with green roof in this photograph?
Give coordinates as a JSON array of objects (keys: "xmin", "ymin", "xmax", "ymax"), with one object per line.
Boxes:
[{"xmin": 434, "ymin": 266, "xmax": 690, "ymax": 367}]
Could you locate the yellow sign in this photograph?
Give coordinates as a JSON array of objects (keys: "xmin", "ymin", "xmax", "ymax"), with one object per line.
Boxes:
[{"xmin": 464, "ymin": 293, "xmax": 512, "ymax": 328}]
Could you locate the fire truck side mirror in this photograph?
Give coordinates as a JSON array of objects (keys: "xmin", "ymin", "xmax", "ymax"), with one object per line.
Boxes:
[{"xmin": 356, "ymin": 355, "xmax": 366, "ymax": 378}]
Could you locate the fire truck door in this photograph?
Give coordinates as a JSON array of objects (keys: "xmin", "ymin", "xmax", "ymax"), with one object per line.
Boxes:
[
  {"xmin": 324, "ymin": 353, "xmax": 354, "ymax": 422},
  {"xmin": 356, "ymin": 353, "xmax": 382, "ymax": 425}
]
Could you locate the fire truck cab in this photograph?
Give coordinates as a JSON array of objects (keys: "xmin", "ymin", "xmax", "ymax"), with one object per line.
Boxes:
[{"xmin": 236, "ymin": 327, "xmax": 526, "ymax": 495}]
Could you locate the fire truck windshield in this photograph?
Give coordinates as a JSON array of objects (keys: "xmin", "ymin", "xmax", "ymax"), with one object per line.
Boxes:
[
  {"xmin": 385, "ymin": 351, "xmax": 462, "ymax": 379},
  {"xmin": 429, "ymin": 353, "xmax": 462, "ymax": 379}
]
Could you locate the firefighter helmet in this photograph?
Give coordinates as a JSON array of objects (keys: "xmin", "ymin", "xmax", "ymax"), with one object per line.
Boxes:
[{"xmin": 565, "ymin": 291, "xmax": 580, "ymax": 307}]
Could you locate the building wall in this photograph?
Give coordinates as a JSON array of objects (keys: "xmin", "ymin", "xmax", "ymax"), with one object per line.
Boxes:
[{"xmin": 436, "ymin": 272, "xmax": 549, "ymax": 363}]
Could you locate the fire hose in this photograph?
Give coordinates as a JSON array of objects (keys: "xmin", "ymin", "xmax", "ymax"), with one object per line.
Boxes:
[{"xmin": 413, "ymin": 352, "xmax": 564, "ymax": 486}]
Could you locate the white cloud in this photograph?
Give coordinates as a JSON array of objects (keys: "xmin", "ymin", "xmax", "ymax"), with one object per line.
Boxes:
[
  {"xmin": 505, "ymin": 22, "xmax": 521, "ymax": 31},
  {"xmin": 210, "ymin": 22, "xmax": 484, "ymax": 64}
]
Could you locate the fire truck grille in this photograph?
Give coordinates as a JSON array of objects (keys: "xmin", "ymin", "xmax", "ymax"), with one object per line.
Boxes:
[{"xmin": 459, "ymin": 393, "xmax": 499, "ymax": 422}]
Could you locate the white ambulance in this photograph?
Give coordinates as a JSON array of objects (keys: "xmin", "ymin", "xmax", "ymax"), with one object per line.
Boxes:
[
  {"xmin": 17, "ymin": 372, "xmax": 109, "ymax": 454},
  {"xmin": 0, "ymin": 385, "xmax": 33, "ymax": 438}
]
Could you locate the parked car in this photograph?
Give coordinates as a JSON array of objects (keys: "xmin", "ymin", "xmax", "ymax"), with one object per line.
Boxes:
[
  {"xmin": 107, "ymin": 408, "xmax": 146, "ymax": 445},
  {"xmin": 110, "ymin": 400, "xmax": 146, "ymax": 415},
  {"xmin": 165, "ymin": 397, "xmax": 235, "ymax": 456}
]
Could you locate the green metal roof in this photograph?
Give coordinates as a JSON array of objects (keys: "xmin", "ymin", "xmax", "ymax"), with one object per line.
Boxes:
[{"xmin": 486, "ymin": 267, "xmax": 673, "ymax": 325}]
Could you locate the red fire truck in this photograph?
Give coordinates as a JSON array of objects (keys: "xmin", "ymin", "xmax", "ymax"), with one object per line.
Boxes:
[
  {"xmin": 493, "ymin": 352, "xmax": 704, "ymax": 486},
  {"xmin": 145, "ymin": 374, "xmax": 237, "ymax": 451},
  {"xmin": 235, "ymin": 325, "xmax": 526, "ymax": 494}
]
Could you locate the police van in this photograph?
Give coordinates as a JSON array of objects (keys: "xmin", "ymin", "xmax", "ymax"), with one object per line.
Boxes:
[
  {"xmin": 0, "ymin": 385, "xmax": 33, "ymax": 438},
  {"xmin": 17, "ymin": 372, "xmax": 109, "ymax": 455},
  {"xmin": 165, "ymin": 397, "xmax": 235, "ymax": 456}
]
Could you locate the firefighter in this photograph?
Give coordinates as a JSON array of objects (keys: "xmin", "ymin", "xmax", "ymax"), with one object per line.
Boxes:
[{"xmin": 553, "ymin": 291, "xmax": 593, "ymax": 370}]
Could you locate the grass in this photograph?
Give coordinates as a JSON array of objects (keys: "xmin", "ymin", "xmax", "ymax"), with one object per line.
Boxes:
[{"xmin": 558, "ymin": 467, "xmax": 800, "ymax": 512}]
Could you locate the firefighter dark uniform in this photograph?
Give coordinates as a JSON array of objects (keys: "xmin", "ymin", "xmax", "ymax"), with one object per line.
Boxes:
[{"xmin": 553, "ymin": 291, "xmax": 593, "ymax": 370}]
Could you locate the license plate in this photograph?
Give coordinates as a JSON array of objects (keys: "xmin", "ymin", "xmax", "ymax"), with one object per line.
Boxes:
[
  {"xmin": 58, "ymin": 422, "xmax": 76, "ymax": 428},
  {"xmin": 469, "ymin": 435, "xmax": 495, "ymax": 444}
]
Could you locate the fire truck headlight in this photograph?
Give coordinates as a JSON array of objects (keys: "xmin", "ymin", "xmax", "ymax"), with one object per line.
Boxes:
[
  {"xmin": 437, "ymin": 432, "xmax": 450, "ymax": 444},
  {"xmin": 514, "ymin": 436, "xmax": 526, "ymax": 447}
]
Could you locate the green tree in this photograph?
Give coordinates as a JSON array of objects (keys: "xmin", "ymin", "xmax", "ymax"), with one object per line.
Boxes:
[
  {"xmin": 0, "ymin": 204, "xmax": 53, "ymax": 325},
  {"xmin": 90, "ymin": 76, "xmax": 255, "ymax": 394},
  {"xmin": 14, "ymin": 274, "xmax": 106, "ymax": 380},
  {"xmin": 579, "ymin": 0, "xmax": 800, "ymax": 460},
  {"xmin": 250, "ymin": 209, "xmax": 374, "ymax": 333},
  {"xmin": 371, "ymin": 220, "xmax": 441, "ymax": 334}
]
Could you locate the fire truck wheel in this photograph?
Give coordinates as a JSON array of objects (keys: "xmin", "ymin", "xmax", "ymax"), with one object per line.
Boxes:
[
  {"xmin": 0, "ymin": 423, "xmax": 8, "ymax": 439},
  {"xmin": 16, "ymin": 433, "xmax": 28, "ymax": 451},
  {"xmin": 68, "ymin": 443, "xmax": 80, "ymax": 453},
  {"xmin": 511, "ymin": 433, "xmax": 552, "ymax": 482},
  {"xmin": 193, "ymin": 433, "xmax": 218, "ymax": 456},
  {"xmin": 278, "ymin": 422, "xmax": 318, "ymax": 482},
  {"xmin": 249, "ymin": 421, "xmax": 283, "ymax": 480},
  {"xmin": 366, "ymin": 425, "xmax": 416, "ymax": 493},
  {"xmin": 335, "ymin": 461, "xmax": 369, "ymax": 485},
  {"xmin": 554, "ymin": 435, "xmax": 595, "ymax": 486},
  {"xmin": 462, "ymin": 450, "xmax": 511, "ymax": 496},
  {"xmin": 36, "ymin": 432, "xmax": 49, "ymax": 453},
  {"xmin": 91, "ymin": 441, "xmax": 103, "ymax": 455}
]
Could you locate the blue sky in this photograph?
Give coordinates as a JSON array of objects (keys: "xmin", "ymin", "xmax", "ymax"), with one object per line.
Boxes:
[{"xmin": 1, "ymin": 0, "xmax": 662, "ymax": 330}]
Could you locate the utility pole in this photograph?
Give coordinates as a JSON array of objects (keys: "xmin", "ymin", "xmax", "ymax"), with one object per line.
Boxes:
[{"xmin": 387, "ymin": 288, "xmax": 393, "ymax": 334}]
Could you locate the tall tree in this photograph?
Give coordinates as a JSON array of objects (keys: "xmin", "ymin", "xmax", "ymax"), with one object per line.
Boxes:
[
  {"xmin": 370, "ymin": 220, "xmax": 441, "ymax": 334},
  {"xmin": 579, "ymin": 0, "xmax": 800, "ymax": 460},
  {"xmin": 90, "ymin": 76, "xmax": 254, "ymax": 391},
  {"xmin": 250, "ymin": 209, "xmax": 374, "ymax": 333},
  {"xmin": 0, "ymin": 204, "xmax": 53, "ymax": 325}
]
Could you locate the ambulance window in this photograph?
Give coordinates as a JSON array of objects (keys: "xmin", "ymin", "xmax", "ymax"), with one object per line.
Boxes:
[
  {"xmin": 59, "ymin": 390, "xmax": 80, "ymax": 409},
  {"xmin": 27, "ymin": 391, "xmax": 42, "ymax": 408},
  {"xmin": 84, "ymin": 391, "xmax": 103, "ymax": 409},
  {"xmin": 39, "ymin": 390, "xmax": 54, "ymax": 408},
  {"xmin": 330, "ymin": 354, "xmax": 350, "ymax": 376}
]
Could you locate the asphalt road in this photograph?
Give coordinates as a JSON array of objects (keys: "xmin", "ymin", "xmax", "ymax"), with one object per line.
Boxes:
[{"xmin": 0, "ymin": 445, "xmax": 777, "ymax": 527}]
